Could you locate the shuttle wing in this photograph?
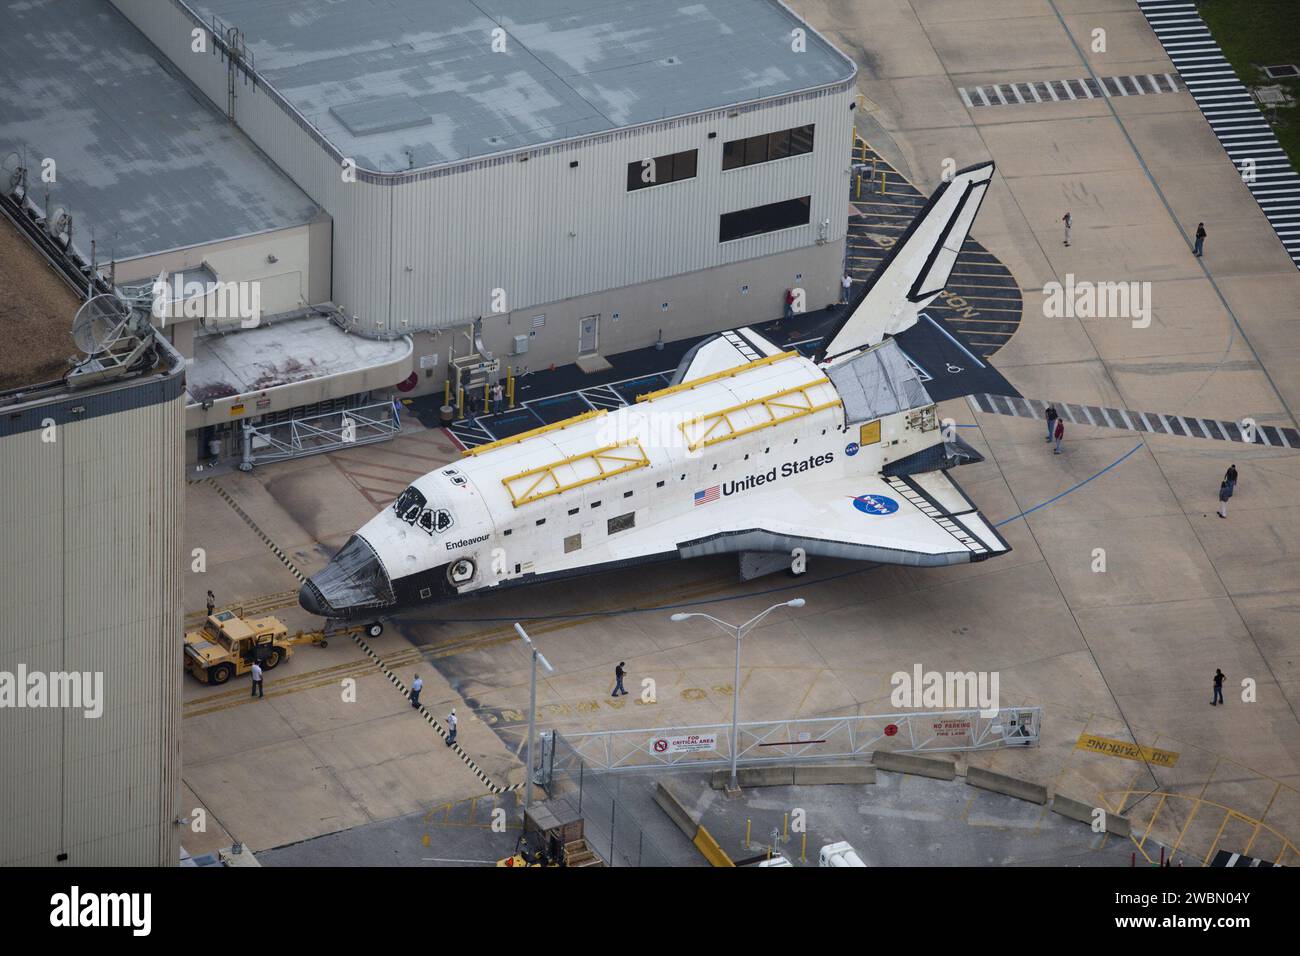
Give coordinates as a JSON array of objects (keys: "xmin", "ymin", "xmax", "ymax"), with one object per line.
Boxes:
[
  {"xmin": 668, "ymin": 327, "xmax": 786, "ymax": 387},
  {"xmin": 536, "ymin": 468, "xmax": 1008, "ymax": 579},
  {"xmin": 671, "ymin": 468, "xmax": 1009, "ymax": 567}
]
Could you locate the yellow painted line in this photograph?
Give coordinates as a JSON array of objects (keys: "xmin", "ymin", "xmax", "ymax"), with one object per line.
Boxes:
[
  {"xmin": 1138, "ymin": 793, "xmax": 1168, "ymax": 850},
  {"xmin": 1242, "ymin": 782, "xmax": 1281, "ymax": 857},
  {"xmin": 1074, "ymin": 733, "xmax": 1180, "ymax": 767},
  {"xmin": 1203, "ymin": 810, "xmax": 1232, "ymax": 866}
]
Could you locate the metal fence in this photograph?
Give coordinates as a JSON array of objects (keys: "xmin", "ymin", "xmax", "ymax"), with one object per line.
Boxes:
[
  {"xmin": 241, "ymin": 400, "xmax": 400, "ymax": 467},
  {"xmin": 541, "ymin": 732, "xmax": 675, "ymax": 867},
  {"xmin": 564, "ymin": 707, "xmax": 1041, "ymax": 773}
]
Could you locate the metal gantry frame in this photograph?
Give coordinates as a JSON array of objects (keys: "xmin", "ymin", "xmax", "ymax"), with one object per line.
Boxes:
[
  {"xmin": 239, "ymin": 400, "xmax": 400, "ymax": 469},
  {"xmin": 562, "ymin": 707, "xmax": 1041, "ymax": 773},
  {"xmin": 500, "ymin": 439, "xmax": 650, "ymax": 507},
  {"xmin": 678, "ymin": 378, "xmax": 838, "ymax": 452}
]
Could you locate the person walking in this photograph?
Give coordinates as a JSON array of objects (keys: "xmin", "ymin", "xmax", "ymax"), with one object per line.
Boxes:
[
  {"xmin": 206, "ymin": 590, "xmax": 216, "ymax": 617},
  {"xmin": 1194, "ymin": 222, "xmax": 1207, "ymax": 257},
  {"xmin": 1062, "ymin": 211, "xmax": 1072, "ymax": 247},
  {"xmin": 783, "ymin": 288, "xmax": 796, "ymax": 321},
  {"xmin": 1217, "ymin": 479, "xmax": 1232, "ymax": 518},
  {"xmin": 410, "ymin": 673, "xmax": 423, "ymax": 708},
  {"xmin": 1045, "ymin": 404, "xmax": 1058, "ymax": 443},
  {"xmin": 1053, "ymin": 417, "xmax": 1065, "ymax": 454},
  {"xmin": 1224, "ymin": 464, "xmax": 1237, "ymax": 495},
  {"xmin": 611, "ymin": 661, "xmax": 628, "ymax": 697},
  {"xmin": 250, "ymin": 661, "xmax": 264, "ymax": 699},
  {"xmin": 492, "ymin": 381, "xmax": 504, "ymax": 415},
  {"xmin": 1211, "ymin": 668, "xmax": 1225, "ymax": 706},
  {"xmin": 446, "ymin": 708, "xmax": 458, "ymax": 746},
  {"xmin": 841, "ymin": 272, "xmax": 853, "ymax": 305}
]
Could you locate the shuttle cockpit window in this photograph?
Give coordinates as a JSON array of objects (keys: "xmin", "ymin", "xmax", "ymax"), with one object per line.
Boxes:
[{"xmin": 393, "ymin": 486, "xmax": 454, "ymax": 536}]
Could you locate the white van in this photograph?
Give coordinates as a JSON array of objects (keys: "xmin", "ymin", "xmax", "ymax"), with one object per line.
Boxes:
[{"xmin": 818, "ymin": 841, "xmax": 866, "ymax": 867}]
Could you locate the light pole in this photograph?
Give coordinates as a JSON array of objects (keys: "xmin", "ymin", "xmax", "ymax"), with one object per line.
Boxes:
[
  {"xmin": 514, "ymin": 623, "xmax": 554, "ymax": 811},
  {"xmin": 670, "ymin": 599, "xmax": 805, "ymax": 791}
]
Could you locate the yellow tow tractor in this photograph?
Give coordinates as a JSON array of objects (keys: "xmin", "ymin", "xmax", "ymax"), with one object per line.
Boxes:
[{"xmin": 183, "ymin": 608, "xmax": 384, "ymax": 685}]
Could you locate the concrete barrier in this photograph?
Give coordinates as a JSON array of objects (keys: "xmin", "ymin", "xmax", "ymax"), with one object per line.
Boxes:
[
  {"xmin": 1051, "ymin": 794, "xmax": 1132, "ymax": 837},
  {"xmin": 709, "ymin": 765, "xmax": 796, "ymax": 789},
  {"xmin": 966, "ymin": 766, "xmax": 1047, "ymax": 805},
  {"xmin": 693, "ymin": 826, "xmax": 735, "ymax": 867},
  {"xmin": 793, "ymin": 763, "xmax": 876, "ymax": 786},
  {"xmin": 653, "ymin": 782, "xmax": 734, "ymax": 866},
  {"xmin": 870, "ymin": 751, "xmax": 957, "ymax": 781},
  {"xmin": 653, "ymin": 783, "xmax": 698, "ymax": 840}
]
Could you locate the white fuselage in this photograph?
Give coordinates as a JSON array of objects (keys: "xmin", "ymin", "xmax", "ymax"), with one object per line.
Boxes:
[{"xmin": 314, "ymin": 348, "xmax": 940, "ymax": 615}]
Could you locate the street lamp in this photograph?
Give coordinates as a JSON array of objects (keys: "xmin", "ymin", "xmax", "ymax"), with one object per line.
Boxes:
[
  {"xmin": 670, "ymin": 598, "xmax": 805, "ymax": 791},
  {"xmin": 514, "ymin": 622, "xmax": 554, "ymax": 811}
]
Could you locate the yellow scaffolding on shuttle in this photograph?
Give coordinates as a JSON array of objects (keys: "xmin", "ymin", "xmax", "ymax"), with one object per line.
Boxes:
[
  {"xmin": 501, "ymin": 439, "xmax": 651, "ymax": 507},
  {"xmin": 678, "ymin": 378, "xmax": 838, "ymax": 452}
]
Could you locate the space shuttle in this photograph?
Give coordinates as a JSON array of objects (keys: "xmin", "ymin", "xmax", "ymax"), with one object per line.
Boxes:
[{"xmin": 299, "ymin": 162, "xmax": 1009, "ymax": 621}]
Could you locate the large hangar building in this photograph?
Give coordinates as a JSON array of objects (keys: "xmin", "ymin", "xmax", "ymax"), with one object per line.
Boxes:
[{"xmin": 114, "ymin": 0, "xmax": 858, "ymax": 384}]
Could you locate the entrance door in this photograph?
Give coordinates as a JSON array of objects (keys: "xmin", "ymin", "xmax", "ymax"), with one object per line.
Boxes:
[{"xmin": 578, "ymin": 314, "xmax": 599, "ymax": 355}]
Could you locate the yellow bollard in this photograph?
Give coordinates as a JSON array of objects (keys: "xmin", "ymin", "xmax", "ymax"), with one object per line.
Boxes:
[
  {"xmin": 801, "ymin": 832, "xmax": 807, "ymax": 863},
  {"xmin": 745, "ymin": 818, "xmax": 752, "ymax": 849},
  {"xmin": 456, "ymin": 386, "xmax": 464, "ymax": 419},
  {"xmin": 783, "ymin": 813, "xmax": 789, "ymax": 842},
  {"xmin": 443, "ymin": 379, "xmax": 450, "ymax": 407},
  {"xmin": 855, "ymin": 175, "xmax": 861, "ymax": 200},
  {"xmin": 507, "ymin": 368, "xmax": 516, "ymax": 409},
  {"xmin": 483, "ymin": 380, "xmax": 490, "ymax": 414},
  {"xmin": 880, "ymin": 170, "xmax": 886, "ymax": 195}
]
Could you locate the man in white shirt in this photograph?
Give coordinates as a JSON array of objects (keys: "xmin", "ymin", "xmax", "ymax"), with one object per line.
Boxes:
[
  {"xmin": 841, "ymin": 272, "xmax": 852, "ymax": 305},
  {"xmin": 250, "ymin": 661, "xmax": 264, "ymax": 699},
  {"xmin": 410, "ymin": 674, "xmax": 423, "ymax": 708},
  {"xmin": 446, "ymin": 708, "xmax": 458, "ymax": 746}
]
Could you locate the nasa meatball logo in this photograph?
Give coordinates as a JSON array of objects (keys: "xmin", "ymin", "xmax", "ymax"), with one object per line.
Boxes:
[
  {"xmin": 845, "ymin": 442, "xmax": 860, "ymax": 457},
  {"xmin": 853, "ymin": 493, "xmax": 899, "ymax": 516}
]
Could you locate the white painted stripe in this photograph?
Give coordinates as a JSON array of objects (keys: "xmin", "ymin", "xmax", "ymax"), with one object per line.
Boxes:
[
  {"xmin": 958, "ymin": 87, "xmax": 973, "ymax": 108},
  {"xmin": 1119, "ymin": 408, "xmax": 1135, "ymax": 430}
]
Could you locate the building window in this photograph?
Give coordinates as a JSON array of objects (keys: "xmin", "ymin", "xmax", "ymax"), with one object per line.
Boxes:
[
  {"xmin": 608, "ymin": 513, "xmax": 635, "ymax": 535},
  {"xmin": 564, "ymin": 533, "xmax": 582, "ymax": 553},
  {"xmin": 627, "ymin": 149, "xmax": 698, "ymax": 191},
  {"xmin": 722, "ymin": 124, "xmax": 814, "ymax": 171},
  {"xmin": 720, "ymin": 197, "xmax": 811, "ymax": 242}
]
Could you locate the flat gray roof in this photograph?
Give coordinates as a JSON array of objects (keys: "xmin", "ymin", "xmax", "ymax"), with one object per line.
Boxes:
[
  {"xmin": 186, "ymin": 0, "xmax": 855, "ymax": 172},
  {"xmin": 0, "ymin": 0, "xmax": 320, "ymax": 262}
]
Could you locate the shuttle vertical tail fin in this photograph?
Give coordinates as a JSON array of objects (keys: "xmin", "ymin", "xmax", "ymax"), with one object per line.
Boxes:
[{"xmin": 817, "ymin": 161, "xmax": 995, "ymax": 365}]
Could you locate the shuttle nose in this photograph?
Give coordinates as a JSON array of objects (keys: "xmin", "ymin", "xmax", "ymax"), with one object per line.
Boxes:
[
  {"xmin": 299, "ymin": 534, "xmax": 396, "ymax": 620},
  {"xmin": 298, "ymin": 579, "xmax": 334, "ymax": 617}
]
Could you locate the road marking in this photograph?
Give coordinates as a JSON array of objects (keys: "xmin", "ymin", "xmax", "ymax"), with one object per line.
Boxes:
[{"xmin": 1076, "ymin": 733, "xmax": 1180, "ymax": 767}]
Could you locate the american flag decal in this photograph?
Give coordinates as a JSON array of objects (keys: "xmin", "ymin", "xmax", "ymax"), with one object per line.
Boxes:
[{"xmin": 694, "ymin": 485, "xmax": 720, "ymax": 506}]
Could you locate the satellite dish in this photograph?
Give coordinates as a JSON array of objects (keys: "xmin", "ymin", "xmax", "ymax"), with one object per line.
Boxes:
[
  {"xmin": 45, "ymin": 206, "xmax": 72, "ymax": 245},
  {"xmin": 72, "ymin": 293, "xmax": 129, "ymax": 355}
]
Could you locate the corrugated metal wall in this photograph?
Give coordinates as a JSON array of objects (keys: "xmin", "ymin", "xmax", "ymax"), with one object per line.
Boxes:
[
  {"xmin": 0, "ymin": 391, "xmax": 185, "ymax": 866},
  {"xmin": 113, "ymin": 0, "xmax": 854, "ymax": 338}
]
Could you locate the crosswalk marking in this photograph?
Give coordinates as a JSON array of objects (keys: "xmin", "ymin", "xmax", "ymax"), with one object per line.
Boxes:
[
  {"xmin": 967, "ymin": 393, "xmax": 1300, "ymax": 448},
  {"xmin": 1135, "ymin": 0, "xmax": 1299, "ymax": 268}
]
